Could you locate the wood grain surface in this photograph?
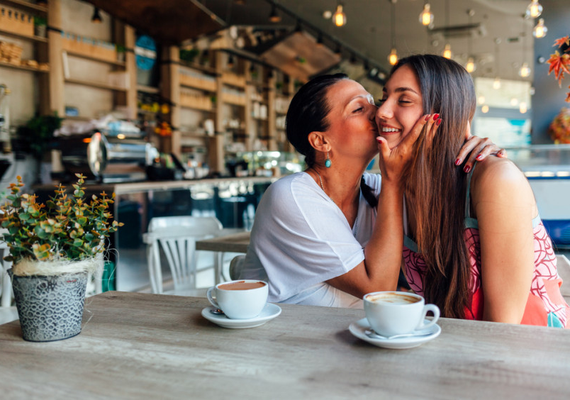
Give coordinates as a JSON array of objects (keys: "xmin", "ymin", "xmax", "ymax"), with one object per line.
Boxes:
[{"xmin": 1, "ymin": 291, "xmax": 569, "ymax": 400}]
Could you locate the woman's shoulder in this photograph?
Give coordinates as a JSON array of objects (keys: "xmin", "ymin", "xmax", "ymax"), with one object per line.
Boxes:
[{"xmin": 471, "ymin": 157, "xmax": 533, "ymax": 203}]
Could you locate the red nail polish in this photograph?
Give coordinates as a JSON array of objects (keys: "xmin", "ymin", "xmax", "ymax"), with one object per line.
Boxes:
[
  {"xmin": 436, "ymin": 118, "xmax": 442, "ymax": 126},
  {"xmin": 455, "ymin": 159, "xmax": 461, "ymax": 166},
  {"xmin": 425, "ymin": 115, "xmax": 431, "ymax": 122},
  {"xmin": 476, "ymin": 155, "xmax": 483, "ymax": 161},
  {"xmin": 464, "ymin": 166, "xmax": 471, "ymax": 173},
  {"xmin": 432, "ymin": 113, "xmax": 440, "ymax": 121}
]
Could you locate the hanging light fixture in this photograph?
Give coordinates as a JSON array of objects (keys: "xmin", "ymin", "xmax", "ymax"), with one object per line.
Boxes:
[
  {"xmin": 91, "ymin": 7, "xmax": 102, "ymax": 23},
  {"xmin": 442, "ymin": 0, "xmax": 452, "ymax": 59},
  {"xmin": 481, "ymin": 105, "xmax": 489, "ymax": 114},
  {"xmin": 493, "ymin": 38, "xmax": 501, "ymax": 89},
  {"xmin": 519, "ymin": 102, "xmax": 528, "ymax": 113},
  {"xmin": 465, "ymin": 10, "xmax": 476, "ymax": 73},
  {"xmin": 520, "ymin": 62, "xmax": 531, "ymax": 77},
  {"xmin": 333, "ymin": 2, "xmax": 347, "ymax": 27},
  {"xmin": 388, "ymin": 0, "xmax": 398, "ymax": 66},
  {"xmin": 519, "ymin": 18, "xmax": 531, "ymax": 78},
  {"xmin": 478, "ymin": 95, "xmax": 485, "ymax": 105},
  {"xmin": 419, "ymin": 2, "xmax": 434, "ymax": 26},
  {"xmin": 526, "ymin": 0, "xmax": 543, "ymax": 19},
  {"xmin": 511, "ymin": 98, "xmax": 519, "ymax": 106},
  {"xmin": 269, "ymin": 4, "xmax": 281, "ymax": 23},
  {"xmin": 443, "ymin": 44, "xmax": 452, "ymax": 59},
  {"xmin": 533, "ymin": 18, "xmax": 548, "ymax": 38}
]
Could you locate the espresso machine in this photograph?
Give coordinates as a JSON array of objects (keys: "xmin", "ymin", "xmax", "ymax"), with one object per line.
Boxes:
[{"xmin": 57, "ymin": 130, "xmax": 158, "ymax": 183}]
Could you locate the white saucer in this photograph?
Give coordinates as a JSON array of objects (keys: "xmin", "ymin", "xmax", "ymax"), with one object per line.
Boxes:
[
  {"xmin": 349, "ymin": 318, "xmax": 441, "ymax": 349},
  {"xmin": 201, "ymin": 303, "xmax": 282, "ymax": 329}
]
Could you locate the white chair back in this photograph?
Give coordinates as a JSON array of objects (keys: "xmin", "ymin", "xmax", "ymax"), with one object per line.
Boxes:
[{"xmin": 144, "ymin": 216, "xmax": 223, "ymax": 296}]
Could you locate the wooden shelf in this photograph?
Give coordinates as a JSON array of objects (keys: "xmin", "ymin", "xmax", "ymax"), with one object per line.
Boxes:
[
  {"xmin": 0, "ymin": 27, "xmax": 48, "ymax": 43},
  {"xmin": 179, "ymin": 61, "xmax": 216, "ymax": 75},
  {"xmin": 0, "ymin": 60, "xmax": 48, "ymax": 73},
  {"xmin": 65, "ymin": 78, "xmax": 127, "ymax": 92},
  {"xmin": 137, "ymin": 85, "xmax": 159, "ymax": 94},
  {"xmin": 0, "ymin": 0, "xmax": 48, "ymax": 13},
  {"xmin": 64, "ymin": 50, "xmax": 125, "ymax": 67}
]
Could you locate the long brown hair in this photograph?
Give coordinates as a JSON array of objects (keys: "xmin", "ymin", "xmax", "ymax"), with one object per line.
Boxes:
[{"xmin": 392, "ymin": 55, "xmax": 476, "ymax": 318}]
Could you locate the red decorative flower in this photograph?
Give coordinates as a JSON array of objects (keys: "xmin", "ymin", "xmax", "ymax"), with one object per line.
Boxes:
[{"xmin": 548, "ymin": 37, "xmax": 570, "ymax": 103}]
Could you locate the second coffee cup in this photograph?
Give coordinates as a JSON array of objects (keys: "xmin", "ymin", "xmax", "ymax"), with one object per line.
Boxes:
[
  {"xmin": 363, "ymin": 291, "xmax": 440, "ymax": 337},
  {"xmin": 207, "ymin": 280, "xmax": 268, "ymax": 319}
]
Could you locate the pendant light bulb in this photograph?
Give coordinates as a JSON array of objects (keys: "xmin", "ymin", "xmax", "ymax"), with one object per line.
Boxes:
[
  {"xmin": 91, "ymin": 7, "xmax": 102, "ymax": 23},
  {"xmin": 333, "ymin": 4, "xmax": 347, "ymax": 27},
  {"xmin": 526, "ymin": 0, "xmax": 543, "ymax": 19},
  {"xmin": 388, "ymin": 48, "xmax": 398, "ymax": 66},
  {"xmin": 519, "ymin": 102, "xmax": 528, "ymax": 114},
  {"xmin": 466, "ymin": 57, "xmax": 476, "ymax": 73},
  {"xmin": 419, "ymin": 3, "xmax": 434, "ymax": 26},
  {"xmin": 481, "ymin": 105, "xmax": 489, "ymax": 114},
  {"xmin": 442, "ymin": 44, "xmax": 452, "ymax": 59},
  {"xmin": 493, "ymin": 77, "xmax": 501, "ymax": 89},
  {"xmin": 519, "ymin": 62, "xmax": 531, "ymax": 78},
  {"xmin": 269, "ymin": 5, "xmax": 281, "ymax": 23},
  {"xmin": 478, "ymin": 95, "xmax": 485, "ymax": 105},
  {"xmin": 510, "ymin": 98, "xmax": 519, "ymax": 106},
  {"xmin": 533, "ymin": 18, "xmax": 547, "ymax": 39}
]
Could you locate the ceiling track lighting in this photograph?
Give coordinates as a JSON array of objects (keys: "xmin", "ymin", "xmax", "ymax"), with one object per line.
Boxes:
[
  {"xmin": 493, "ymin": 38, "xmax": 501, "ymax": 89},
  {"xmin": 269, "ymin": 4, "xmax": 281, "ymax": 23},
  {"xmin": 442, "ymin": 0, "xmax": 451, "ymax": 59},
  {"xmin": 519, "ymin": 17, "xmax": 531, "ymax": 78},
  {"xmin": 388, "ymin": 0, "xmax": 398, "ymax": 66},
  {"xmin": 465, "ymin": 10, "xmax": 476, "ymax": 73},
  {"xmin": 333, "ymin": 3, "xmax": 347, "ymax": 27},
  {"xmin": 419, "ymin": 2, "xmax": 434, "ymax": 26},
  {"xmin": 91, "ymin": 7, "xmax": 102, "ymax": 24},
  {"xmin": 526, "ymin": 0, "xmax": 543, "ymax": 19},
  {"xmin": 533, "ymin": 18, "xmax": 547, "ymax": 39}
]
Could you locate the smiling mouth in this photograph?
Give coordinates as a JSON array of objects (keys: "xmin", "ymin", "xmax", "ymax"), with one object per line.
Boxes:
[{"xmin": 380, "ymin": 126, "xmax": 401, "ymax": 134}]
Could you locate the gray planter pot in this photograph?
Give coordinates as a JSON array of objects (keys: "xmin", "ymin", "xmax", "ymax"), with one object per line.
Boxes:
[{"xmin": 8, "ymin": 269, "xmax": 88, "ymax": 342}]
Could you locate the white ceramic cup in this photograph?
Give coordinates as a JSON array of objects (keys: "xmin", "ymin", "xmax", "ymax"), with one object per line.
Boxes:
[
  {"xmin": 363, "ymin": 291, "xmax": 440, "ymax": 337},
  {"xmin": 207, "ymin": 280, "xmax": 268, "ymax": 319}
]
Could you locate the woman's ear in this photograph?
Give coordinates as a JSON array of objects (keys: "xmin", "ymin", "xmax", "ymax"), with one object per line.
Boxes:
[
  {"xmin": 308, "ymin": 131, "xmax": 330, "ymax": 153},
  {"xmin": 464, "ymin": 121, "xmax": 472, "ymax": 140}
]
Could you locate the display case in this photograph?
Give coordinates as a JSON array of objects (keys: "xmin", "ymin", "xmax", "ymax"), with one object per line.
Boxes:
[{"xmin": 506, "ymin": 144, "xmax": 570, "ymax": 248}]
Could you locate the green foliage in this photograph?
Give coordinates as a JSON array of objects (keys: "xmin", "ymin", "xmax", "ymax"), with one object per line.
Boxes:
[
  {"xmin": 33, "ymin": 16, "xmax": 47, "ymax": 26},
  {"xmin": 17, "ymin": 113, "xmax": 63, "ymax": 160},
  {"xmin": 180, "ymin": 48, "xmax": 199, "ymax": 63},
  {"xmin": 0, "ymin": 174, "xmax": 123, "ymax": 264}
]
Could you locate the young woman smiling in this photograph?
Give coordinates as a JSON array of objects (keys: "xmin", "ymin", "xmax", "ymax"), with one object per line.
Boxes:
[
  {"xmin": 239, "ymin": 73, "xmax": 504, "ymax": 308},
  {"xmin": 377, "ymin": 55, "xmax": 569, "ymax": 326}
]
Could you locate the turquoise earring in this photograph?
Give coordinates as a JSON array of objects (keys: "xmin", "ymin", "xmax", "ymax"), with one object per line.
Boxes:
[{"xmin": 325, "ymin": 152, "xmax": 331, "ymax": 168}]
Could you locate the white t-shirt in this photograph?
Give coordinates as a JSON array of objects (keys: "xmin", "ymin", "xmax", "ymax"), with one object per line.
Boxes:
[{"xmin": 239, "ymin": 172, "xmax": 382, "ymax": 308}]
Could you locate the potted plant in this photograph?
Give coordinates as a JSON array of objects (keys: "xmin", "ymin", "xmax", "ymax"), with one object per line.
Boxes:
[
  {"xmin": 33, "ymin": 16, "xmax": 47, "ymax": 38},
  {"xmin": 0, "ymin": 174, "xmax": 123, "ymax": 342}
]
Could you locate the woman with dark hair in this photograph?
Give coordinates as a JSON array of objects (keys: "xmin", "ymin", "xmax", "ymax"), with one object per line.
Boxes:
[
  {"xmin": 239, "ymin": 72, "xmax": 502, "ymax": 308},
  {"xmin": 378, "ymin": 54, "xmax": 569, "ymax": 326}
]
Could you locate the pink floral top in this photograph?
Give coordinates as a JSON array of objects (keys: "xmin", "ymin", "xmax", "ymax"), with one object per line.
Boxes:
[{"xmin": 402, "ymin": 168, "xmax": 569, "ymax": 327}]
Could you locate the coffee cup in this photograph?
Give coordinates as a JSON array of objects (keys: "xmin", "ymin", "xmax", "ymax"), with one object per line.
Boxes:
[
  {"xmin": 363, "ymin": 291, "xmax": 440, "ymax": 337},
  {"xmin": 207, "ymin": 280, "xmax": 268, "ymax": 319}
]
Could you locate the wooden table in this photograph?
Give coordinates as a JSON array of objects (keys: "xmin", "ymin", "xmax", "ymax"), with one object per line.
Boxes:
[
  {"xmin": 196, "ymin": 231, "xmax": 250, "ymax": 282},
  {"xmin": 1, "ymin": 291, "xmax": 569, "ymax": 399},
  {"xmin": 195, "ymin": 230, "xmax": 250, "ymax": 253}
]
